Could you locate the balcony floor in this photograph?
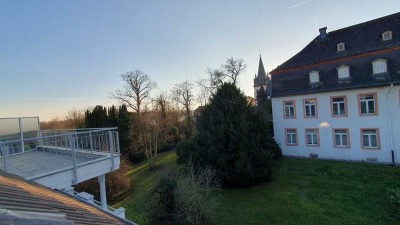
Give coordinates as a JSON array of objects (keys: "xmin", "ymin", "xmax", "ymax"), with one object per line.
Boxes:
[{"xmin": 0, "ymin": 148, "xmax": 107, "ymax": 179}]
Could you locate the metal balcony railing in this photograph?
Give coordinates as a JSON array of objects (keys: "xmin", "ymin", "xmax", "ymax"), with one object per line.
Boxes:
[{"xmin": 0, "ymin": 128, "xmax": 120, "ymax": 180}]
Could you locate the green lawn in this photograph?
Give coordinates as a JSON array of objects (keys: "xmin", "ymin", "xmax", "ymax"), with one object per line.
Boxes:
[{"xmin": 115, "ymin": 152, "xmax": 400, "ymax": 225}]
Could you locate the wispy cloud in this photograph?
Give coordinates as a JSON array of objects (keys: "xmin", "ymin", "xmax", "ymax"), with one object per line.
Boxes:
[{"xmin": 290, "ymin": 0, "xmax": 314, "ymax": 9}]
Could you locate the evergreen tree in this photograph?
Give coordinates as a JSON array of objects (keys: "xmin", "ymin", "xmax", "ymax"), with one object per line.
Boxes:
[
  {"xmin": 256, "ymin": 86, "xmax": 272, "ymax": 115},
  {"xmin": 117, "ymin": 104, "xmax": 132, "ymax": 155},
  {"xmin": 177, "ymin": 83, "xmax": 281, "ymax": 188}
]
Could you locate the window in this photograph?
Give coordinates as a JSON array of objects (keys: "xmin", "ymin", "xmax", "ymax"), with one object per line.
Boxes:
[
  {"xmin": 303, "ymin": 98, "xmax": 317, "ymax": 118},
  {"xmin": 337, "ymin": 65, "xmax": 350, "ymax": 79},
  {"xmin": 283, "ymin": 100, "xmax": 296, "ymax": 119},
  {"xmin": 361, "ymin": 129, "xmax": 380, "ymax": 149},
  {"xmin": 305, "ymin": 129, "xmax": 319, "ymax": 147},
  {"xmin": 333, "ymin": 129, "xmax": 350, "ymax": 148},
  {"xmin": 337, "ymin": 43, "xmax": 345, "ymax": 52},
  {"xmin": 285, "ymin": 129, "xmax": 298, "ymax": 146},
  {"xmin": 372, "ymin": 59, "xmax": 387, "ymax": 74},
  {"xmin": 331, "ymin": 96, "xmax": 347, "ymax": 117},
  {"xmin": 309, "ymin": 71, "xmax": 320, "ymax": 84},
  {"xmin": 358, "ymin": 93, "xmax": 378, "ymax": 116},
  {"xmin": 382, "ymin": 31, "xmax": 392, "ymax": 41}
]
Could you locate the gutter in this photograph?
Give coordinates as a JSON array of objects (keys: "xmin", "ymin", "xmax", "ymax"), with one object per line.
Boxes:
[{"xmin": 386, "ymin": 83, "xmax": 395, "ymax": 164}]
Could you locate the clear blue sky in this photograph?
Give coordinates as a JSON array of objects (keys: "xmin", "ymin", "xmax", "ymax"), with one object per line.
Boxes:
[{"xmin": 1, "ymin": 0, "xmax": 399, "ymax": 121}]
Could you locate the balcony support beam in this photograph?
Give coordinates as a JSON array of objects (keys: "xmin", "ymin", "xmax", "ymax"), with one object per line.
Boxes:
[{"xmin": 98, "ymin": 174, "xmax": 107, "ymax": 210}]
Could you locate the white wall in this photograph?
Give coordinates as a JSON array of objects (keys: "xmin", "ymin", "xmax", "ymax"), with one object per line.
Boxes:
[{"xmin": 272, "ymin": 85, "xmax": 400, "ymax": 163}]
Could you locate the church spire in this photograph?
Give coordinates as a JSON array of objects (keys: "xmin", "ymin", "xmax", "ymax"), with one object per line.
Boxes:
[{"xmin": 257, "ymin": 55, "xmax": 267, "ymax": 80}]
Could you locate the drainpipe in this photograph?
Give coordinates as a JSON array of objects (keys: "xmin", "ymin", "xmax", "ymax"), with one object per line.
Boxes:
[{"xmin": 386, "ymin": 83, "xmax": 395, "ymax": 164}]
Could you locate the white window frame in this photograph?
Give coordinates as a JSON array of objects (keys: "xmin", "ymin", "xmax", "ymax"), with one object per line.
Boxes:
[
  {"xmin": 372, "ymin": 59, "xmax": 388, "ymax": 74},
  {"xmin": 361, "ymin": 129, "xmax": 380, "ymax": 149},
  {"xmin": 309, "ymin": 70, "xmax": 320, "ymax": 84},
  {"xmin": 303, "ymin": 99, "xmax": 317, "ymax": 118},
  {"xmin": 305, "ymin": 129, "xmax": 319, "ymax": 147},
  {"xmin": 337, "ymin": 65, "xmax": 350, "ymax": 79},
  {"xmin": 337, "ymin": 43, "xmax": 345, "ymax": 52},
  {"xmin": 331, "ymin": 96, "xmax": 347, "ymax": 117},
  {"xmin": 382, "ymin": 31, "xmax": 392, "ymax": 41},
  {"xmin": 333, "ymin": 129, "xmax": 349, "ymax": 148},
  {"xmin": 283, "ymin": 100, "xmax": 296, "ymax": 119},
  {"xmin": 358, "ymin": 93, "xmax": 377, "ymax": 116},
  {"xmin": 285, "ymin": 129, "xmax": 297, "ymax": 146}
]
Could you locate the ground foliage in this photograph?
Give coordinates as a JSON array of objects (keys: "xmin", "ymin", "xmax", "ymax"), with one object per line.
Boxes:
[{"xmin": 177, "ymin": 83, "xmax": 281, "ymax": 188}]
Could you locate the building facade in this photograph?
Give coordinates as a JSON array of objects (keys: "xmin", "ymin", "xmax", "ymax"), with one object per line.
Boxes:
[{"xmin": 270, "ymin": 12, "xmax": 400, "ymax": 163}]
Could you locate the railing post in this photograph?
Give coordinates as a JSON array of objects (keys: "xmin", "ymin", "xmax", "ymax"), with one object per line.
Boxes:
[
  {"xmin": 69, "ymin": 135, "xmax": 78, "ymax": 184},
  {"xmin": 1, "ymin": 144, "xmax": 9, "ymax": 172},
  {"xmin": 89, "ymin": 131, "xmax": 94, "ymax": 151},
  {"xmin": 108, "ymin": 130, "xmax": 115, "ymax": 171},
  {"xmin": 116, "ymin": 132, "xmax": 120, "ymax": 154},
  {"xmin": 18, "ymin": 118, "xmax": 25, "ymax": 152}
]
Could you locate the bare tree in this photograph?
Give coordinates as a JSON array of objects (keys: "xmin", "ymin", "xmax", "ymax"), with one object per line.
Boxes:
[
  {"xmin": 198, "ymin": 58, "xmax": 246, "ymax": 99},
  {"xmin": 223, "ymin": 58, "xmax": 246, "ymax": 85},
  {"xmin": 111, "ymin": 70, "xmax": 157, "ymax": 117},
  {"xmin": 138, "ymin": 115, "xmax": 160, "ymax": 169},
  {"xmin": 172, "ymin": 81, "xmax": 195, "ymax": 139},
  {"xmin": 153, "ymin": 92, "xmax": 169, "ymax": 121},
  {"xmin": 64, "ymin": 109, "xmax": 85, "ymax": 129}
]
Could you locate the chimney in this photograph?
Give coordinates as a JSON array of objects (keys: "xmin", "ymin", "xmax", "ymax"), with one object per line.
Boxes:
[{"xmin": 319, "ymin": 27, "xmax": 327, "ymax": 39}]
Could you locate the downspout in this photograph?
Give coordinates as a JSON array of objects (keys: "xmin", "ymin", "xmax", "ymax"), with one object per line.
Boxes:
[{"xmin": 386, "ymin": 83, "xmax": 395, "ymax": 164}]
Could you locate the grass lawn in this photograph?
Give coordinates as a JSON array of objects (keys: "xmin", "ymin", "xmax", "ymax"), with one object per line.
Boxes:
[{"xmin": 115, "ymin": 152, "xmax": 400, "ymax": 225}]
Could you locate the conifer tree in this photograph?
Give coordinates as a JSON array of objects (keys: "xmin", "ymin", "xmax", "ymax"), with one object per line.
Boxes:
[{"xmin": 177, "ymin": 83, "xmax": 281, "ymax": 188}]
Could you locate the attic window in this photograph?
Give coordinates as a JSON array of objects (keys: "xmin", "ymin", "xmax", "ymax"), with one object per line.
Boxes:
[
  {"xmin": 372, "ymin": 59, "xmax": 387, "ymax": 74},
  {"xmin": 337, "ymin": 43, "xmax": 345, "ymax": 52},
  {"xmin": 337, "ymin": 65, "xmax": 350, "ymax": 79},
  {"xmin": 382, "ymin": 31, "xmax": 392, "ymax": 41},
  {"xmin": 309, "ymin": 70, "xmax": 320, "ymax": 84}
]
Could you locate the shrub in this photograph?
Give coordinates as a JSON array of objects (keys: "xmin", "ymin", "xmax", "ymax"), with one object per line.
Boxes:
[
  {"xmin": 153, "ymin": 165, "xmax": 219, "ymax": 225},
  {"xmin": 177, "ymin": 82, "xmax": 281, "ymax": 188}
]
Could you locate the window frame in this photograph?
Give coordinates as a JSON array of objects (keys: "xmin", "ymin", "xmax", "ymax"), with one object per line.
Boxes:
[
  {"xmin": 303, "ymin": 98, "xmax": 318, "ymax": 118},
  {"xmin": 305, "ymin": 128, "xmax": 320, "ymax": 147},
  {"xmin": 358, "ymin": 92, "xmax": 378, "ymax": 116},
  {"xmin": 282, "ymin": 100, "xmax": 296, "ymax": 119},
  {"xmin": 337, "ymin": 65, "xmax": 350, "ymax": 79},
  {"xmin": 337, "ymin": 43, "xmax": 345, "ymax": 52},
  {"xmin": 382, "ymin": 31, "xmax": 393, "ymax": 41},
  {"xmin": 360, "ymin": 128, "xmax": 381, "ymax": 150},
  {"xmin": 330, "ymin": 96, "xmax": 348, "ymax": 117},
  {"xmin": 285, "ymin": 128, "xmax": 298, "ymax": 146},
  {"xmin": 308, "ymin": 70, "xmax": 320, "ymax": 84},
  {"xmin": 372, "ymin": 59, "xmax": 388, "ymax": 74},
  {"xmin": 332, "ymin": 128, "xmax": 350, "ymax": 148}
]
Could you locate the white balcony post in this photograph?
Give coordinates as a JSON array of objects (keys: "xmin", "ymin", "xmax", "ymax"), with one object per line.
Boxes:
[
  {"xmin": 108, "ymin": 130, "xmax": 115, "ymax": 170},
  {"xmin": 69, "ymin": 135, "xmax": 78, "ymax": 184},
  {"xmin": 98, "ymin": 174, "xmax": 107, "ymax": 210},
  {"xmin": 89, "ymin": 131, "xmax": 94, "ymax": 151},
  {"xmin": 1, "ymin": 145, "xmax": 9, "ymax": 172},
  {"xmin": 18, "ymin": 118, "xmax": 24, "ymax": 152}
]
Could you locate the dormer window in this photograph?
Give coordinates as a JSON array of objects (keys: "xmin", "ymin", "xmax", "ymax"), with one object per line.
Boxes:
[
  {"xmin": 372, "ymin": 59, "xmax": 387, "ymax": 74},
  {"xmin": 337, "ymin": 65, "xmax": 350, "ymax": 79},
  {"xmin": 309, "ymin": 70, "xmax": 320, "ymax": 84},
  {"xmin": 337, "ymin": 43, "xmax": 345, "ymax": 52},
  {"xmin": 382, "ymin": 31, "xmax": 392, "ymax": 41}
]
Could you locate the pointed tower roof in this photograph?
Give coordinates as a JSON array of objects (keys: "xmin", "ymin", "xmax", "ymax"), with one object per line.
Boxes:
[{"xmin": 257, "ymin": 55, "xmax": 267, "ymax": 79}]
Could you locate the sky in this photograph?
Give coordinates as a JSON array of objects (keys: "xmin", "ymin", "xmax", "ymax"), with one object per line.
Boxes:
[{"xmin": 1, "ymin": 0, "xmax": 399, "ymax": 121}]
